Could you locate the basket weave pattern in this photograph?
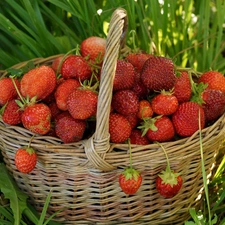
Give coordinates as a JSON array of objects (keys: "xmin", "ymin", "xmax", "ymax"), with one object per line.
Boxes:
[{"xmin": 1, "ymin": 8, "xmax": 225, "ymax": 225}]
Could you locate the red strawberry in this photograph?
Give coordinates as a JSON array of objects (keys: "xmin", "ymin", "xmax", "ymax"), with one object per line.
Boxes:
[
  {"xmin": 21, "ymin": 103, "xmax": 52, "ymax": 135},
  {"xmin": 0, "ymin": 78, "xmax": 20, "ymax": 106},
  {"xmin": 54, "ymin": 79, "xmax": 81, "ymax": 111},
  {"xmin": 109, "ymin": 113, "xmax": 132, "ymax": 143},
  {"xmin": 20, "ymin": 65, "xmax": 57, "ymax": 100},
  {"xmin": 125, "ymin": 113, "xmax": 139, "ymax": 129},
  {"xmin": 2, "ymin": 99, "xmax": 22, "ymax": 125},
  {"xmin": 137, "ymin": 99, "xmax": 153, "ymax": 119},
  {"xmin": 55, "ymin": 111, "xmax": 86, "ymax": 143},
  {"xmin": 119, "ymin": 141, "xmax": 142, "ymax": 195},
  {"xmin": 113, "ymin": 60, "xmax": 136, "ymax": 91},
  {"xmin": 48, "ymin": 101, "xmax": 62, "ymax": 120},
  {"xmin": 61, "ymin": 55, "xmax": 92, "ymax": 81},
  {"xmin": 141, "ymin": 56, "xmax": 176, "ymax": 91},
  {"xmin": 130, "ymin": 129, "xmax": 150, "ymax": 145},
  {"xmin": 132, "ymin": 81, "xmax": 149, "ymax": 99},
  {"xmin": 173, "ymin": 71, "xmax": 192, "ymax": 103},
  {"xmin": 198, "ymin": 71, "xmax": 225, "ymax": 93},
  {"xmin": 201, "ymin": 89, "xmax": 225, "ymax": 122},
  {"xmin": 112, "ymin": 90, "xmax": 139, "ymax": 116},
  {"xmin": 51, "ymin": 55, "xmax": 64, "ymax": 74},
  {"xmin": 15, "ymin": 147, "xmax": 37, "ymax": 173},
  {"xmin": 172, "ymin": 101, "xmax": 205, "ymax": 137},
  {"xmin": 67, "ymin": 88, "xmax": 98, "ymax": 120},
  {"xmin": 126, "ymin": 52, "xmax": 153, "ymax": 73},
  {"xmin": 156, "ymin": 144, "xmax": 183, "ymax": 198},
  {"xmin": 140, "ymin": 116, "xmax": 175, "ymax": 142},
  {"xmin": 80, "ymin": 36, "xmax": 106, "ymax": 63},
  {"xmin": 151, "ymin": 90, "xmax": 179, "ymax": 115}
]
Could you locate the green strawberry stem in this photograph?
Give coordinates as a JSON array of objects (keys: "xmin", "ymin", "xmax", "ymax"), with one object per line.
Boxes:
[
  {"xmin": 156, "ymin": 142, "xmax": 180, "ymax": 186},
  {"xmin": 11, "ymin": 77, "xmax": 26, "ymax": 105}
]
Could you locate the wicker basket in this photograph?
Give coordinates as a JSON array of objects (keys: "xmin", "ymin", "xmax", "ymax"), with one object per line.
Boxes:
[{"xmin": 1, "ymin": 8, "xmax": 225, "ymax": 225}]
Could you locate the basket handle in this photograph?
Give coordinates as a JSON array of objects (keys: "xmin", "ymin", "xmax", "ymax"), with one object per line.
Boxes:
[{"xmin": 84, "ymin": 8, "xmax": 128, "ymax": 171}]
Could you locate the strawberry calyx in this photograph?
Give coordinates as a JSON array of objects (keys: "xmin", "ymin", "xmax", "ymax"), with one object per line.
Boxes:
[
  {"xmin": 122, "ymin": 167, "xmax": 140, "ymax": 181},
  {"xmin": 24, "ymin": 146, "xmax": 36, "ymax": 155},
  {"xmin": 158, "ymin": 165, "xmax": 180, "ymax": 186},
  {"xmin": 138, "ymin": 115, "xmax": 162, "ymax": 136}
]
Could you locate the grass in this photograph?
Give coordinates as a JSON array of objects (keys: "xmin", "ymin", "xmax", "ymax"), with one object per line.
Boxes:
[{"xmin": 1, "ymin": 0, "xmax": 225, "ymax": 224}]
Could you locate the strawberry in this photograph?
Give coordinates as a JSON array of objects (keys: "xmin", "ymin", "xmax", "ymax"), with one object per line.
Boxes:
[
  {"xmin": 51, "ymin": 55, "xmax": 64, "ymax": 74},
  {"xmin": 0, "ymin": 78, "xmax": 20, "ymax": 106},
  {"xmin": 137, "ymin": 99, "xmax": 153, "ymax": 119},
  {"xmin": 173, "ymin": 71, "xmax": 192, "ymax": 103},
  {"xmin": 61, "ymin": 55, "xmax": 92, "ymax": 81},
  {"xmin": 172, "ymin": 101, "xmax": 205, "ymax": 137},
  {"xmin": 129, "ymin": 129, "xmax": 150, "ymax": 145},
  {"xmin": 156, "ymin": 144, "xmax": 183, "ymax": 198},
  {"xmin": 21, "ymin": 103, "xmax": 52, "ymax": 135},
  {"xmin": 109, "ymin": 113, "xmax": 132, "ymax": 143},
  {"xmin": 132, "ymin": 81, "xmax": 149, "ymax": 99},
  {"xmin": 141, "ymin": 56, "xmax": 176, "ymax": 91},
  {"xmin": 113, "ymin": 60, "xmax": 136, "ymax": 91},
  {"xmin": 2, "ymin": 99, "xmax": 22, "ymax": 125},
  {"xmin": 124, "ymin": 113, "xmax": 139, "ymax": 129},
  {"xmin": 140, "ymin": 116, "xmax": 175, "ymax": 142},
  {"xmin": 54, "ymin": 78, "xmax": 81, "ymax": 111},
  {"xmin": 20, "ymin": 65, "xmax": 57, "ymax": 100},
  {"xmin": 119, "ymin": 140, "xmax": 142, "ymax": 195},
  {"xmin": 80, "ymin": 36, "xmax": 106, "ymax": 64},
  {"xmin": 67, "ymin": 88, "xmax": 98, "ymax": 120},
  {"xmin": 151, "ymin": 90, "xmax": 179, "ymax": 115},
  {"xmin": 198, "ymin": 71, "xmax": 225, "ymax": 93},
  {"xmin": 126, "ymin": 52, "xmax": 153, "ymax": 73},
  {"xmin": 201, "ymin": 89, "xmax": 225, "ymax": 122},
  {"xmin": 112, "ymin": 90, "xmax": 139, "ymax": 116},
  {"xmin": 48, "ymin": 101, "xmax": 62, "ymax": 120},
  {"xmin": 15, "ymin": 147, "xmax": 37, "ymax": 173},
  {"xmin": 55, "ymin": 111, "xmax": 86, "ymax": 143}
]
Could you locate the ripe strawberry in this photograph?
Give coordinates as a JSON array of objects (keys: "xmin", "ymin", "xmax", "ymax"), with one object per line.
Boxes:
[
  {"xmin": 20, "ymin": 65, "xmax": 57, "ymax": 100},
  {"xmin": 109, "ymin": 113, "xmax": 132, "ymax": 143},
  {"xmin": 61, "ymin": 55, "xmax": 92, "ymax": 81},
  {"xmin": 55, "ymin": 111, "xmax": 86, "ymax": 143},
  {"xmin": 113, "ymin": 60, "xmax": 136, "ymax": 91},
  {"xmin": 48, "ymin": 101, "xmax": 62, "ymax": 120},
  {"xmin": 119, "ymin": 141, "xmax": 142, "ymax": 195},
  {"xmin": 2, "ymin": 99, "xmax": 22, "ymax": 125},
  {"xmin": 54, "ymin": 79, "xmax": 81, "ymax": 111},
  {"xmin": 21, "ymin": 103, "xmax": 52, "ymax": 135},
  {"xmin": 80, "ymin": 36, "xmax": 106, "ymax": 63},
  {"xmin": 172, "ymin": 101, "xmax": 205, "ymax": 137},
  {"xmin": 112, "ymin": 90, "xmax": 139, "ymax": 116},
  {"xmin": 173, "ymin": 71, "xmax": 192, "ymax": 103},
  {"xmin": 156, "ymin": 144, "xmax": 183, "ymax": 198},
  {"xmin": 141, "ymin": 56, "xmax": 176, "ymax": 91},
  {"xmin": 126, "ymin": 52, "xmax": 153, "ymax": 73},
  {"xmin": 198, "ymin": 71, "xmax": 225, "ymax": 93},
  {"xmin": 151, "ymin": 90, "xmax": 179, "ymax": 115},
  {"xmin": 15, "ymin": 147, "xmax": 37, "ymax": 173},
  {"xmin": 124, "ymin": 113, "xmax": 139, "ymax": 129},
  {"xmin": 132, "ymin": 81, "xmax": 149, "ymax": 99},
  {"xmin": 67, "ymin": 88, "xmax": 98, "ymax": 120},
  {"xmin": 0, "ymin": 78, "xmax": 20, "ymax": 106},
  {"xmin": 140, "ymin": 116, "xmax": 175, "ymax": 142},
  {"xmin": 137, "ymin": 99, "xmax": 153, "ymax": 119},
  {"xmin": 51, "ymin": 55, "xmax": 64, "ymax": 74},
  {"xmin": 129, "ymin": 129, "xmax": 150, "ymax": 145},
  {"xmin": 201, "ymin": 89, "xmax": 225, "ymax": 122}
]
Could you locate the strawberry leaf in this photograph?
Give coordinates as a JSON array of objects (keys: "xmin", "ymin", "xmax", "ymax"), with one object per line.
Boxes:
[{"xmin": 0, "ymin": 163, "xmax": 28, "ymax": 224}]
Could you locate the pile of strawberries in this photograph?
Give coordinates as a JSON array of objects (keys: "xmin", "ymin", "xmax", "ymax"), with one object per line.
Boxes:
[{"xmin": 1, "ymin": 35, "xmax": 225, "ymax": 197}]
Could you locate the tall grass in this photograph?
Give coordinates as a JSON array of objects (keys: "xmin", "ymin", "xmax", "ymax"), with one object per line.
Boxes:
[{"xmin": 0, "ymin": 0, "xmax": 225, "ymax": 73}]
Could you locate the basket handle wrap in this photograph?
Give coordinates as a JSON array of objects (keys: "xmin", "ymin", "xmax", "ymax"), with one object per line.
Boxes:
[{"xmin": 84, "ymin": 8, "xmax": 128, "ymax": 171}]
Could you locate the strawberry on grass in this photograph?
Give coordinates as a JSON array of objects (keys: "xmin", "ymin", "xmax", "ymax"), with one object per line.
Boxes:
[
  {"xmin": 155, "ymin": 143, "xmax": 183, "ymax": 198},
  {"xmin": 119, "ymin": 139, "xmax": 142, "ymax": 195}
]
